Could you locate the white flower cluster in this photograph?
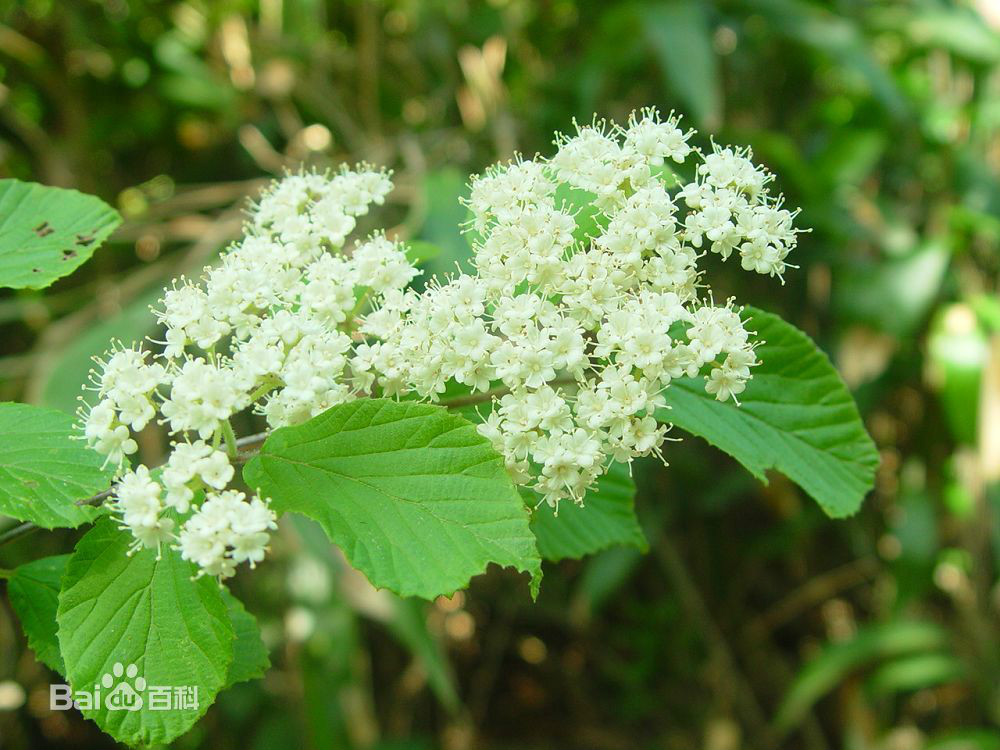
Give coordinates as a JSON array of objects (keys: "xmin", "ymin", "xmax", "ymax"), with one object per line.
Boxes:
[
  {"xmin": 360, "ymin": 110, "xmax": 798, "ymax": 507},
  {"xmin": 80, "ymin": 165, "xmax": 401, "ymax": 578},
  {"xmin": 79, "ymin": 108, "xmax": 801, "ymax": 574}
]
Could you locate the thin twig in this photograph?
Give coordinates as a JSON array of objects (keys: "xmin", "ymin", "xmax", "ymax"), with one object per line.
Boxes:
[
  {"xmin": 0, "ymin": 487, "xmax": 113, "ymax": 547},
  {"xmin": 438, "ymin": 385, "xmax": 512, "ymax": 409},
  {"xmin": 438, "ymin": 376, "xmax": 577, "ymax": 409},
  {"xmin": 0, "ymin": 523, "xmax": 35, "ymax": 547},
  {"xmin": 1, "ymin": 376, "xmax": 552, "ymax": 549},
  {"xmin": 0, "ymin": 431, "xmax": 274, "ymax": 548},
  {"xmin": 654, "ymin": 531, "xmax": 777, "ymax": 748},
  {"xmin": 745, "ymin": 557, "xmax": 878, "ymax": 639},
  {"xmin": 235, "ymin": 430, "xmax": 269, "ymax": 448}
]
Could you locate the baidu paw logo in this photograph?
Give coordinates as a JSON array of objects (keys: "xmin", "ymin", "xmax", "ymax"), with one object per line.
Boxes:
[
  {"xmin": 50, "ymin": 661, "xmax": 196, "ymax": 713},
  {"xmin": 102, "ymin": 662, "xmax": 145, "ymax": 711}
]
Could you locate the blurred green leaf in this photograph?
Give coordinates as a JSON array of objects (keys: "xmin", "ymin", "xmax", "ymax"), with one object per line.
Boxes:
[
  {"xmin": 927, "ymin": 730, "xmax": 1000, "ymax": 750},
  {"xmin": 973, "ymin": 295, "xmax": 1000, "ymax": 333},
  {"xmin": 774, "ymin": 620, "xmax": 950, "ymax": 732},
  {"xmin": 403, "ymin": 240, "xmax": 442, "ymax": 266},
  {"xmin": 555, "ymin": 183, "xmax": 608, "ymax": 244},
  {"xmin": 928, "ymin": 304, "xmax": 987, "ymax": 444},
  {"xmin": 415, "ymin": 169, "xmax": 472, "ymax": 283},
  {"xmin": 383, "ymin": 598, "xmax": 460, "ymax": 713},
  {"xmin": 642, "ymin": 0, "xmax": 722, "ymax": 128},
  {"xmin": 836, "ymin": 242, "xmax": 950, "ymax": 338},
  {"xmin": 286, "ymin": 520, "xmax": 366, "ymax": 749},
  {"xmin": 865, "ymin": 652, "xmax": 965, "ymax": 697},
  {"xmin": 812, "ymin": 129, "xmax": 886, "ymax": 187},
  {"xmin": 888, "ymin": 480, "xmax": 939, "ymax": 608},
  {"xmin": 572, "ymin": 545, "xmax": 643, "ymax": 618},
  {"xmin": 747, "ymin": 0, "xmax": 908, "ymax": 116},
  {"xmin": 893, "ymin": 486, "xmax": 938, "ymax": 564},
  {"xmin": 38, "ymin": 284, "xmax": 162, "ymax": 414},
  {"xmin": 154, "ymin": 34, "xmax": 236, "ymax": 110},
  {"xmin": 884, "ymin": 7, "xmax": 1000, "ymax": 64},
  {"xmin": 0, "ymin": 179, "xmax": 121, "ymax": 290},
  {"xmin": 942, "ymin": 455, "xmax": 977, "ymax": 518}
]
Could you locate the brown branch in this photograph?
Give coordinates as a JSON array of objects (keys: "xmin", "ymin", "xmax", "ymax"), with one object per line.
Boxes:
[
  {"xmin": 0, "ymin": 429, "xmax": 274, "ymax": 548},
  {"xmin": 438, "ymin": 376, "xmax": 578, "ymax": 409},
  {"xmin": 745, "ymin": 557, "xmax": 879, "ymax": 639},
  {"xmin": 437, "ymin": 385, "xmax": 512, "ymax": 409},
  {"xmin": 2, "ymin": 374, "xmax": 580, "ymax": 548}
]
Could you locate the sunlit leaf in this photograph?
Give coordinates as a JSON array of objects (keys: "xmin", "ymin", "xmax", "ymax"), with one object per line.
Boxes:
[
  {"xmin": 244, "ymin": 399, "xmax": 542, "ymax": 600},
  {"xmin": 0, "ymin": 402, "xmax": 112, "ymax": 528},
  {"xmin": 57, "ymin": 519, "xmax": 234, "ymax": 746},
  {"xmin": 660, "ymin": 307, "xmax": 879, "ymax": 517},
  {"xmin": 0, "ymin": 179, "xmax": 121, "ymax": 290},
  {"xmin": 866, "ymin": 652, "xmax": 965, "ymax": 697}
]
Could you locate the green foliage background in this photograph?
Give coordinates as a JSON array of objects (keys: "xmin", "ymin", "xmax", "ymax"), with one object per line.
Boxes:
[{"xmin": 1, "ymin": 0, "xmax": 999, "ymax": 748}]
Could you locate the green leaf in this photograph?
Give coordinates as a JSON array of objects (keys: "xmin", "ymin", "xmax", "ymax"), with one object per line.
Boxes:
[
  {"xmin": 927, "ymin": 729, "xmax": 1000, "ymax": 750},
  {"xmin": 899, "ymin": 7, "xmax": 1000, "ymax": 64},
  {"xmin": 748, "ymin": 0, "xmax": 907, "ymax": 117},
  {"xmin": 7, "ymin": 554, "xmax": 70, "ymax": 673},
  {"xmin": 403, "ymin": 240, "xmax": 442, "ymax": 266},
  {"xmin": 415, "ymin": 169, "xmax": 473, "ymax": 282},
  {"xmin": 56, "ymin": 519, "xmax": 234, "ymax": 746},
  {"xmin": 0, "ymin": 402, "xmax": 113, "ymax": 528},
  {"xmin": 0, "ymin": 179, "xmax": 121, "ymax": 289},
  {"xmin": 865, "ymin": 652, "xmax": 966, "ymax": 697},
  {"xmin": 927, "ymin": 304, "xmax": 987, "ymax": 445},
  {"xmin": 574, "ymin": 546, "xmax": 644, "ymax": 619},
  {"xmin": 659, "ymin": 307, "xmax": 879, "ymax": 517},
  {"xmin": 555, "ymin": 183, "xmax": 607, "ymax": 245},
  {"xmin": 642, "ymin": 0, "xmax": 722, "ymax": 128},
  {"xmin": 382, "ymin": 598, "xmax": 460, "ymax": 712},
  {"xmin": 8, "ymin": 555, "xmax": 268, "ymax": 692},
  {"xmin": 835, "ymin": 242, "xmax": 949, "ymax": 339},
  {"xmin": 774, "ymin": 620, "xmax": 949, "ymax": 732},
  {"xmin": 243, "ymin": 398, "xmax": 542, "ymax": 600},
  {"xmin": 528, "ymin": 461, "xmax": 647, "ymax": 561},
  {"xmin": 288, "ymin": 513, "xmax": 461, "ymax": 712},
  {"xmin": 221, "ymin": 590, "xmax": 270, "ymax": 688},
  {"xmin": 37, "ymin": 283, "xmax": 163, "ymax": 413}
]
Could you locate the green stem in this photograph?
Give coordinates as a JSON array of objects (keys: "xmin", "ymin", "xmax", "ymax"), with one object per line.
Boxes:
[
  {"xmin": 248, "ymin": 376, "xmax": 283, "ymax": 404},
  {"xmin": 0, "ymin": 568, "xmax": 12, "ymax": 580},
  {"xmin": 348, "ymin": 288, "xmax": 372, "ymax": 324},
  {"xmin": 221, "ymin": 420, "xmax": 238, "ymax": 458}
]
